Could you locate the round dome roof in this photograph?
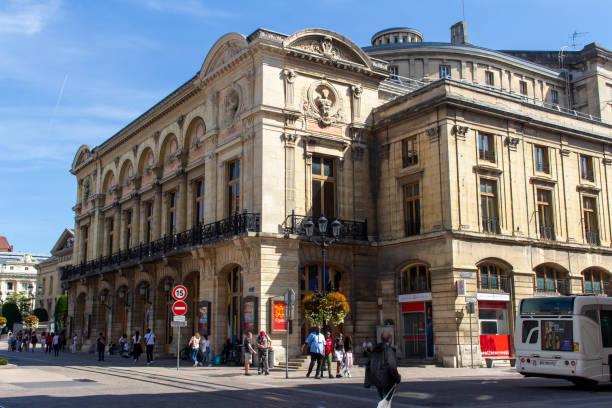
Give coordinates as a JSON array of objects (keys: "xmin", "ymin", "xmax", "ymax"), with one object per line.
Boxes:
[{"xmin": 371, "ymin": 27, "xmax": 423, "ymax": 46}]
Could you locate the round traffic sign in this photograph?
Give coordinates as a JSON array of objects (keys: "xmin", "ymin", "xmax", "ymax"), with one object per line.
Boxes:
[
  {"xmin": 172, "ymin": 300, "xmax": 187, "ymax": 316},
  {"xmin": 172, "ymin": 285, "xmax": 188, "ymax": 301}
]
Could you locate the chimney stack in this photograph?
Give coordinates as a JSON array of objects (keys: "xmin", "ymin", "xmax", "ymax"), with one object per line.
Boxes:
[{"xmin": 450, "ymin": 21, "xmax": 468, "ymax": 45}]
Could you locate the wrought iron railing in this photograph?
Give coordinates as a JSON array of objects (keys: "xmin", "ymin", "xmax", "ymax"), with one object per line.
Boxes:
[
  {"xmin": 478, "ymin": 149, "xmax": 496, "ymax": 162},
  {"xmin": 585, "ymin": 230, "xmax": 600, "ymax": 245},
  {"xmin": 283, "ymin": 211, "xmax": 368, "ymax": 241},
  {"xmin": 539, "ymin": 225, "xmax": 555, "ymax": 240},
  {"xmin": 478, "ymin": 275, "xmax": 511, "ymax": 293},
  {"xmin": 61, "ymin": 212, "xmax": 260, "ymax": 282},
  {"xmin": 482, "ymin": 217, "xmax": 500, "ymax": 234},
  {"xmin": 535, "ymin": 162, "xmax": 550, "ymax": 174}
]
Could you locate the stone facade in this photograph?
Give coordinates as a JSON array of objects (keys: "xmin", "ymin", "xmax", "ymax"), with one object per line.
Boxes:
[
  {"xmin": 1, "ymin": 251, "xmax": 48, "ymax": 306},
  {"xmin": 62, "ymin": 24, "xmax": 612, "ymax": 366}
]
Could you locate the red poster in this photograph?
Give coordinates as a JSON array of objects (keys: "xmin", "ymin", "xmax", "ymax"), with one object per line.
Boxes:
[
  {"xmin": 479, "ymin": 335, "xmax": 511, "ymax": 357},
  {"xmin": 272, "ymin": 301, "xmax": 287, "ymax": 332}
]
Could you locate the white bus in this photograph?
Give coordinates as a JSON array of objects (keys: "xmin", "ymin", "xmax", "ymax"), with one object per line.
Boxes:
[{"xmin": 515, "ymin": 296, "xmax": 612, "ymax": 385}]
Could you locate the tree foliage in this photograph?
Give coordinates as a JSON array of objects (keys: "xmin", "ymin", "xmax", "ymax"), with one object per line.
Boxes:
[
  {"xmin": 32, "ymin": 308, "xmax": 49, "ymax": 322},
  {"xmin": 1, "ymin": 302, "xmax": 23, "ymax": 330},
  {"xmin": 54, "ymin": 295, "xmax": 68, "ymax": 332},
  {"xmin": 6, "ymin": 291, "xmax": 33, "ymax": 316}
]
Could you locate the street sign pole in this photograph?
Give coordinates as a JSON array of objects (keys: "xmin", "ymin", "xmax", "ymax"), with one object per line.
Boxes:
[
  {"xmin": 467, "ymin": 302, "xmax": 474, "ymax": 369},
  {"xmin": 177, "ymin": 325, "xmax": 180, "ymax": 371},
  {"xmin": 284, "ymin": 288, "xmax": 295, "ymax": 379}
]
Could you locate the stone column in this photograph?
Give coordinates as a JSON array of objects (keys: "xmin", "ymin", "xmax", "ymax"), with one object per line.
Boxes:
[
  {"xmin": 282, "ymin": 134, "xmax": 297, "ymax": 216},
  {"xmin": 133, "ymin": 196, "xmax": 141, "ymax": 245},
  {"xmin": 178, "ymin": 174, "xmax": 187, "ymax": 232},
  {"xmin": 206, "ymin": 152, "xmax": 217, "ymax": 223},
  {"xmin": 153, "ymin": 186, "xmax": 162, "ymax": 240}
]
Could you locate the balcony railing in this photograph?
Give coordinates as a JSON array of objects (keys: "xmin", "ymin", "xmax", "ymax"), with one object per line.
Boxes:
[
  {"xmin": 478, "ymin": 275, "xmax": 511, "ymax": 293},
  {"xmin": 585, "ymin": 230, "xmax": 600, "ymax": 245},
  {"xmin": 584, "ymin": 281, "xmax": 609, "ymax": 296},
  {"xmin": 283, "ymin": 211, "xmax": 368, "ymax": 241},
  {"xmin": 539, "ymin": 225, "xmax": 555, "ymax": 240},
  {"xmin": 61, "ymin": 212, "xmax": 260, "ymax": 282},
  {"xmin": 402, "ymin": 152, "xmax": 418, "ymax": 168},
  {"xmin": 478, "ymin": 149, "xmax": 496, "ymax": 162},
  {"xmin": 535, "ymin": 162, "xmax": 550, "ymax": 174},
  {"xmin": 482, "ymin": 217, "xmax": 500, "ymax": 234},
  {"xmin": 536, "ymin": 279, "xmax": 570, "ymax": 296}
]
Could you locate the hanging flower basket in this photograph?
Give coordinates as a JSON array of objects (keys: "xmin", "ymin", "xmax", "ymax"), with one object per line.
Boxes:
[
  {"xmin": 302, "ymin": 292, "xmax": 350, "ymax": 327},
  {"xmin": 24, "ymin": 315, "xmax": 39, "ymax": 330},
  {"xmin": 0, "ymin": 317, "xmax": 6, "ymax": 329}
]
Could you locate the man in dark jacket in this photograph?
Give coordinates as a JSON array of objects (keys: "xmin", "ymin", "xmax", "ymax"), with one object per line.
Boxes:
[{"xmin": 364, "ymin": 332, "xmax": 401, "ymax": 401}]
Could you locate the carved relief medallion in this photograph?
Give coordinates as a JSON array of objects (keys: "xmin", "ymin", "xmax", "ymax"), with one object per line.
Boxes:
[{"xmin": 303, "ymin": 81, "xmax": 343, "ymax": 127}]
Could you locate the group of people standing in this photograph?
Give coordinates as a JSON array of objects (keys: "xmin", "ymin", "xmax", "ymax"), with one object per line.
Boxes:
[
  {"xmin": 242, "ymin": 330, "xmax": 272, "ymax": 376},
  {"xmin": 188, "ymin": 332, "xmax": 212, "ymax": 367},
  {"xmin": 303, "ymin": 327, "xmax": 354, "ymax": 379},
  {"xmin": 7, "ymin": 330, "xmax": 63, "ymax": 357}
]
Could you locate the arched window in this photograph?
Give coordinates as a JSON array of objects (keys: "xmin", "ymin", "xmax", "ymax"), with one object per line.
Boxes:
[
  {"xmin": 400, "ymin": 264, "xmax": 430, "ymax": 294},
  {"xmin": 227, "ymin": 266, "xmax": 242, "ymax": 343},
  {"xmin": 535, "ymin": 265, "xmax": 568, "ymax": 295},
  {"xmin": 583, "ymin": 269, "xmax": 609, "ymax": 295},
  {"xmin": 478, "ymin": 264, "xmax": 509, "ymax": 293}
]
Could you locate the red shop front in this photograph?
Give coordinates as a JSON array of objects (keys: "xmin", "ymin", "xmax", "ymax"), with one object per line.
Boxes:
[{"xmin": 477, "ymin": 296, "xmax": 511, "ymax": 358}]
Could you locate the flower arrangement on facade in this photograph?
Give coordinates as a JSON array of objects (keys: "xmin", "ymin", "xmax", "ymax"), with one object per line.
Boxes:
[
  {"xmin": 24, "ymin": 315, "xmax": 39, "ymax": 329},
  {"xmin": 0, "ymin": 316, "xmax": 6, "ymax": 329},
  {"xmin": 302, "ymin": 292, "xmax": 350, "ymax": 327}
]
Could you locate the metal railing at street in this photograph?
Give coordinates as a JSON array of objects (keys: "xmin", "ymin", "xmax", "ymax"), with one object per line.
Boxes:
[{"xmin": 61, "ymin": 211, "xmax": 260, "ymax": 282}]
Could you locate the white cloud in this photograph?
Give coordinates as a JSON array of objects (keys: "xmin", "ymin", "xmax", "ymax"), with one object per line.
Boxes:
[
  {"xmin": 135, "ymin": 0, "xmax": 238, "ymax": 18},
  {"xmin": 0, "ymin": 0, "xmax": 61, "ymax": 35}
]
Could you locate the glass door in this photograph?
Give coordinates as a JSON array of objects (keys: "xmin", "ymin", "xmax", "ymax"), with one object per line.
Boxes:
[{"xmin": 403, "ymin": 311, "xmax": 426, "ymax": 359}]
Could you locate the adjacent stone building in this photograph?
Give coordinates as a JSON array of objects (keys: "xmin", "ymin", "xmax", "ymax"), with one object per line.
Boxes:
[
  {"xmin": 62, "ymin": 23, "xmax": 612, "ymax": 366},
  {"xmin": 0, "ymin": 246, "xmax": 49, "ymax": 306},
  {"xmin": 35, "ymin": 229, "xmax": 73, "ymax": 321}
]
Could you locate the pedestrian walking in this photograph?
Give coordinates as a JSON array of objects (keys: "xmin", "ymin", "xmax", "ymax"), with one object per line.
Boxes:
[
  {"xmin": 255, "ymin": 330, "xmax": 271, "ymax": 375},
  {"xmin": 31, "ymin": 332, "xmax": 38, "ymax": 351},
  {"xmin": 335, "ymin": 333, "xmax": 345, "ymax": 378},
  {"xmin": 23, "ymin": 332, "xmax": 30, "ymax": 352},
  {"xmin": 7, "ymin": 331, "xmax": 14, "ymax": 351},
  {"xmin": 322, "ymin": 330, "xmax": 334, "ymax": 379},
  {"xmin": 132, "ymin": 331, "xmax": 143, "ymax": 362},
  {"xmin": 60, "ymin": 332, "xmax": 66, "ymax": 351},
  {"xmin": 243, "ymin": 332, "xmax": 256, "ymax": 376},
  {"xmin": 362, "ymin": 336, "xmax": 373, "ymax": 358},
  {"xmin": 96, "ymin": 332, "xmax": 106, "ymax": 361},
  {"xmin": 189, "ymin": 332, "xmax": 201, "ymax": 367},
  {"xmin": 200, "ymin": 334, "xmax": 211, "ymax": 366},
  {"xmin": 365, "ymin": 332, "xmax": 401, "ymax": 403},
  {"xmin": 72, "ymin": 334, "xmax": 78, "ymax": 353},
  {"xmin": 46, "ymin": 333, "xmax": 53, "ymax": 354},
  {"xmin": 52, "ymin": 332, "xmax": 61, "ymax": 357},
  {"xmin": 344, "ymin": 335, "xmax": 354, "ymax": 378},
  {"xmin": 118, "ymin": 334, "xmax": 127, "ymax": 356},
  {"xmin": 303, "ymin": 326, "xmax": 325, "ymax": 379},
  {"xmin": 144, "ymin": 328, "xmax": 155, "ymax": 365}
]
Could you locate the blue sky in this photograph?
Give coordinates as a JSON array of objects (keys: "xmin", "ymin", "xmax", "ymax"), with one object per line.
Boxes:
[{"xmin": 1, "ymin": 0, "xmax": 610, "ymax": 255}]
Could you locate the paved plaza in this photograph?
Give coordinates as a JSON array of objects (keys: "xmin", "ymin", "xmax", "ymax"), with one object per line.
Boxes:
[{"xmin": 0, "ymin": 342, "xmax": 611, "ymax": 407}]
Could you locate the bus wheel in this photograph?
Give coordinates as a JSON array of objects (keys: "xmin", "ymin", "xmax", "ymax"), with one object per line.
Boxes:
[{"xmin": 570, "ymin": 378, "xmax": 597, "ymax": 389}]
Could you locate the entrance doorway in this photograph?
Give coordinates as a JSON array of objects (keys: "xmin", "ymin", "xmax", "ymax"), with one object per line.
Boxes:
[{"xmin": 401, "ymin": 300, "xmax": 434, "ymax": 359}]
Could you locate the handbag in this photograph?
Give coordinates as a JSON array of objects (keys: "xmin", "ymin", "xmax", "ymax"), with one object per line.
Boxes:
[{"xmin": 376, "ymin": 387, "xmax": 396, "ymax": 408}]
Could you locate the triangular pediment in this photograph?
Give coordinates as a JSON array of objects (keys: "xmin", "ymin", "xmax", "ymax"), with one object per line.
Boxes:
[{"xmin": 51, "ymin": 228, "xmax": 74, "ymax": 256}]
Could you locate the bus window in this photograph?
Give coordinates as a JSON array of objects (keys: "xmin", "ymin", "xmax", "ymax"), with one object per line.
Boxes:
[
  {"xmin": 582, "ymin": 305, "xmax": 599, "ymax": 323},
  {"xmin": 601, "ymin": 310, "xmax": 612, "ymax": 348},
  {"xmin": 520, "ymin": 297, "xmax": 575, "ymax": 315},
  {"xmin": 541, "ymin": 320, "xmax": 573, "ymax": 351},
  {"xmin": 522, "ymin": 320, "xmax": 538, "ymax": 342},
  {"xmin": 528, "ymin": 329, "xmax": 539, "ymax": 344}
]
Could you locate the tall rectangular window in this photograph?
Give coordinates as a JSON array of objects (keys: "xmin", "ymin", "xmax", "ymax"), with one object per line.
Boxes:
[
  {"xmin": 551, "ymin": 90, "xmax": 559, "ymax": 105},
  {"xmin": 537, "ymin": 189, "xmax": 554, "ymax": 240},
  {"xmin": 42, "ymin": 278, "xmax": 46, "ymax": 295},
  {"xmin": 49, "ymin": 277, "xmax": 53, "ymax": 294},
  {"xmin": 534, "ymin": 145, "xmax": 549, "ymax": 173},
  {"xmin": 402, "ymin": 136, "xmax": 418, "ymax": 167},
  {"xmin": 404, "ymin": 182, "xmax": 420, "ymax": 236},
  {"xmin": 228, "ymin": 160, "xmax": 240, "ymax": 216},
  {"xmin": 107, "ymin": 218, "xmax": 114, "ymax": 256},
  {"xmin": 478, "ymin": 133, "xmax": 495, "ymax": 162},
  {"xmin": 519, "ymin": 80, "xmax": 528, "ymax": 96},
  {"xmin": 485, "ymin": 71, "xmax": 494, "ymax": 86},
  {"xmin": 7, "ymin": 282, "xmax": 13, "ymax": 291},
  {"xmin": 580, "ymin": 155, "xmax": 594, "ymax": 181},
  {"xmin": 583, "ymin": 196, "xmax": 599, "ymax": 245},
  {"xmin": 168, "ymin": 192, "xmax": 177, "ymax": 234},
  {"xmin": 125, "ymin": 210, "xmax": 132, "ymax": 250},
  {"xmin": 311, "ymin": 156, "xmax": 335, "ymax": 218},
  {"xmin": 145, "ymin": 202, "xmax": 153, "ymax": 243},
  {"xmin": 195, "ymin": 179, "xmax": 205, "ymax": 225},
  {"xmin": 480, "ymin": 179, "xmax": 499, "ymax": 233},
  {"xmin": 389, "ymin": 65, "xmax": 399, "ymax": 80},
  {"xmin": 439, "ymin": 65, "xmax": 451, "ymax": 78},
  {"xmin": 81, "ymin": 226, "xmax": 88, "ymax": 262}
]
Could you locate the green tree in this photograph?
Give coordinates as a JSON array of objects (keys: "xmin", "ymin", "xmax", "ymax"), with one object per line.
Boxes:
[
  {"xmin": 32, "ymin": 308, "xmax": 49, "ymax": 322},
  {"xmin": 1, "ymin": 302, "xmax": 23, "ymax": 330},
  {"xmin": 6, "ymin": 291, "xmax": 33, "ymax": 316},
  {"xmin": 54, "ymin": 295, "xmax": 68, "ymax": 331}
]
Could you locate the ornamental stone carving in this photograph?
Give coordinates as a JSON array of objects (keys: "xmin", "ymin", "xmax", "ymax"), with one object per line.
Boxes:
[
  {"xmin": 303, "ymin": 81, "xmax": 343, "ymax": 127},
  {"xmin": 222, "ymin": 89, "xmax": 240, "ymax": 128}
]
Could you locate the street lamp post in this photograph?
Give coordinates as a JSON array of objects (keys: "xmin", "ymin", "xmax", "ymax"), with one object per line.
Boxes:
[{"xmin": 303, "ymin": 215, "xmax": 342, "ymax": 296}]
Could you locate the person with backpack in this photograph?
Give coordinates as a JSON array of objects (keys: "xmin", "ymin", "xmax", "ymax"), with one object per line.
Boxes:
[
  {"xmin": 365, "ymin": 332, "xmax": 401, "ymax": 403},
  {"xmin": 255, "ymin": 330, "xmax": 271, "ymax": 375}
]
